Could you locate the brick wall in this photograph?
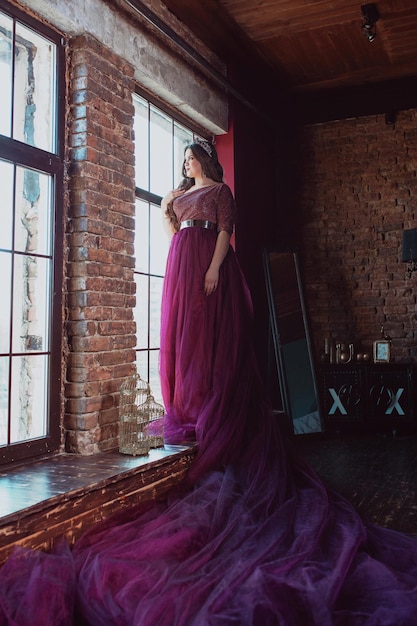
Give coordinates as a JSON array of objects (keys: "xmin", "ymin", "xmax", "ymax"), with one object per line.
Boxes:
[
  {"xmin": 65, "ymin": 34, "xmax": 137, "ymax": 454},
  {"xmin": 296, "ymin": 109, "xmax": 417, "ymax": 363}
]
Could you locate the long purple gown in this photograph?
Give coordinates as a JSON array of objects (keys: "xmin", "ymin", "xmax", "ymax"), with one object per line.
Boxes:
[{"xmin": 1, "ymin": 184, "xmax": 417, "ymax": 625}]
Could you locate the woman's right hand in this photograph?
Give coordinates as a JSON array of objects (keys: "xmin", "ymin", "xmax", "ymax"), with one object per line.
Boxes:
[{"xmin": 161, "ymin": 188, "xmax": 185, "ymax": 210}]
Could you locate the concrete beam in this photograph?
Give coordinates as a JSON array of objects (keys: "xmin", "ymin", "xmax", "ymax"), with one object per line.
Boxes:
[{"xmin": 17, "ymin": 0, "xmax": 229, "ymax": 134}]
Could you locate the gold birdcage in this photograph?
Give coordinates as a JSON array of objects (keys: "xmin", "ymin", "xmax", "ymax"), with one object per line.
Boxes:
[
  {"xmin": 118, "ymin": 373, "xmax": 151, "ymax": 456},
  {"xmin": 141, "ymin": 393, "xmax": 165, "ymax": 449}
]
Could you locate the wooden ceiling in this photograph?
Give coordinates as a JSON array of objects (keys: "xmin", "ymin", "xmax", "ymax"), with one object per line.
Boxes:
[{"xmin": 161, "ymin": 0, "xmax": 417, "ymax": 94}]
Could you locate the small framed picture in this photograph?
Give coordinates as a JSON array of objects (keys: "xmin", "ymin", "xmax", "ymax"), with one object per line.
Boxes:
[{"xmin": 373, "ymin": 340, "xmax": 391, "ymax": 363}]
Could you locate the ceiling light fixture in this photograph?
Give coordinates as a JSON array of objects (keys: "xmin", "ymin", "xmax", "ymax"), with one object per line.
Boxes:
[{"xmin": 361, "ymin": 3, "xmax": 379, "ymax": 42}]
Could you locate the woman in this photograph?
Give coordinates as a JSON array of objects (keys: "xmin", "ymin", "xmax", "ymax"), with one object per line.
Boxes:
[{"xmin": 159, "ymin": 139, "xmax": 273, "ymax": 483}]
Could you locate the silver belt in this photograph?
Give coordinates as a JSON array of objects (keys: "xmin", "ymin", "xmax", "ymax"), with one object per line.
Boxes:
[{"xmin": 180, "ymin": 219, "xmax": 217, "ymax": 230}]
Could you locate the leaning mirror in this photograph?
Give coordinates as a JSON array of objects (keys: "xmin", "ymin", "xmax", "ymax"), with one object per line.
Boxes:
[{"xmin": 263, "ymin": 249, "xmax": 323, "ymax": 435}]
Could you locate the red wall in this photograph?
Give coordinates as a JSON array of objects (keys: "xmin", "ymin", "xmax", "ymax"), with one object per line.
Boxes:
[{"xmin": 216, "ymin": 122, "xmax": 235, "ymax": 195}]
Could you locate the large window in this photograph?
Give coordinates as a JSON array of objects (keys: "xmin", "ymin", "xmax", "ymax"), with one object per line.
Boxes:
[
  {"xmin": 0, "ymin": 3, "xmax": 64, "ymax": 464},
  {"xmin": 133, "ymin": 93, "xmax": 197, "ymax": 404}
]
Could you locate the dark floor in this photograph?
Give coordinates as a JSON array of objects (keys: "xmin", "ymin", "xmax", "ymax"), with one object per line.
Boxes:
[{"xmin": 292, "ymin": 432, "xmax": 417, "ymax": 536}]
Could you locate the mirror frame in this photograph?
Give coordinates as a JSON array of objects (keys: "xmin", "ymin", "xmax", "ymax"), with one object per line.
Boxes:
[{"xmin": 263, "ymin": 248, "xmax": 323, "ymax": 435}]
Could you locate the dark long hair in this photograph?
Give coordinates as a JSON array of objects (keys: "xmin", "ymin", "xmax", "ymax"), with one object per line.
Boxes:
[
  {"xmin": 180, "ymin": 142, "xmax": 224, "ymax": 189},
  {"xmin": 165, "ymin": 141, "xmax": 224, "ymax": 230}
]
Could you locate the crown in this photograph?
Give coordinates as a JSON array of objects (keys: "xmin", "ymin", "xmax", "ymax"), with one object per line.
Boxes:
[{"xmin": 195, "ymin": 137, "xmax": 213, "ymax": 157}]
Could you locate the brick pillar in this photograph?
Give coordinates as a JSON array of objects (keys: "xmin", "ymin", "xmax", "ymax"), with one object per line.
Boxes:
[{"xmin": 66, "ymin": 34, "xmax": 136, "ymax": 454}]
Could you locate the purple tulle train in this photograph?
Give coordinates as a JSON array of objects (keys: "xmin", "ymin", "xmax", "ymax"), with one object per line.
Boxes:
[{"xmin": 1, "ymin": 228, "xmax": 417, "ymax": 625}]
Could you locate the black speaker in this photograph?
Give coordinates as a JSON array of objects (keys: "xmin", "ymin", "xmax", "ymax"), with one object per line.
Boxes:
[{"xmin": 401, "ymin": 228, "xmax": 417, "ymax": 262}]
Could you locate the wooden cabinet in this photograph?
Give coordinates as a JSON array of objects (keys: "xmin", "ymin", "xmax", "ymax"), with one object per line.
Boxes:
[{"xmin": 321, "ymin": 363, "xmax": 416, "ymax": 435}]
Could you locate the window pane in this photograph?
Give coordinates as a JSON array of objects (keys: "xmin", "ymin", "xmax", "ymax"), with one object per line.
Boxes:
[
  {"xmin": 149, "ymin": 276, "xmax": 163, "ymax": 349},
  {"xmin": 0, "ymin": 356, "xmax": 9, "ymax": 445},
  {"xmin": 136, "ymin": 350, "xmax": 148, "ymax": 386},
  {"xmin": 135, "ymin": 199, "xmax": 149, "ymax": 273},
  {"xmin": 14, "ymin": 166, "xmax": 53, "ymax": 256},
  {"xmin": 134, "ymin": 273, "xmax": 148, "ymax": 350},
  {"xmin": 133, "ymin": 94, "xmax": 149, "ymax": 190},
  {"xmin": 0, "ymin": 9, "xmax": 61, "ymax": 462},
  {"xmin": 10, "ymin": 354, "xmax": 48, "ymax": 442},
  {"xmin": 12, "ymin": 255, "xmax": 51, "ymax": 353},
  {"xmin": 174, "ymin": 123, "xmax": 192, "ymax": 186},
  {"xmin": 150, "ymin": 106, "xmax": 172, "ymax": 196},
  {"xmin": 149, "ymin": 350, "xmax": 162, "ymax": 404},
  {"xmin": 13, "ymin": 23, "xmax": 56, "ymax": 153},
  {"xmin": 0, "ymin": 159, "xmax": 14, "ymax": 251},
  {"xmin": 0, "ymin": 11, "xmax": 12, "ymax": 138},
  {"xmin": 150, "ymin": 204, "xmax": 169, "ymax": 277},
  {"xmin": 0, "ymin": 252, "xmax": 11, "ymax": 353},
  {"xmin": 134, "ymin": 96, "xmax": 198, "ymax": 413},
  {"xmin": 135, "ymin": 349, "xmax": 162, "ymax": 406}
]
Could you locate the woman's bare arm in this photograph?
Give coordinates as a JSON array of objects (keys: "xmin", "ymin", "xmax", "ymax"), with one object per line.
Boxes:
[{"xmin": 204, "ymin": 230, "xmax": 231, "ymax": 295}]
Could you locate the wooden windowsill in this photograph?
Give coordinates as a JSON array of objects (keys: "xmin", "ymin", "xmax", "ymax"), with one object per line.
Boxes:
[{"xmin": 0, "ymin": 444, "xmax": 197, "ymax": 564}]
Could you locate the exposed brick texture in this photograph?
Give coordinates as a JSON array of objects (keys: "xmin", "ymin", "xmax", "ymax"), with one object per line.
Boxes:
[
  {"xmin": 296, "ymin": 110, "xmax": 417, "ymax": 363},
  {"xmin": 65, "ymin": 34, "xmax": 137, "ymax": 454}
]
